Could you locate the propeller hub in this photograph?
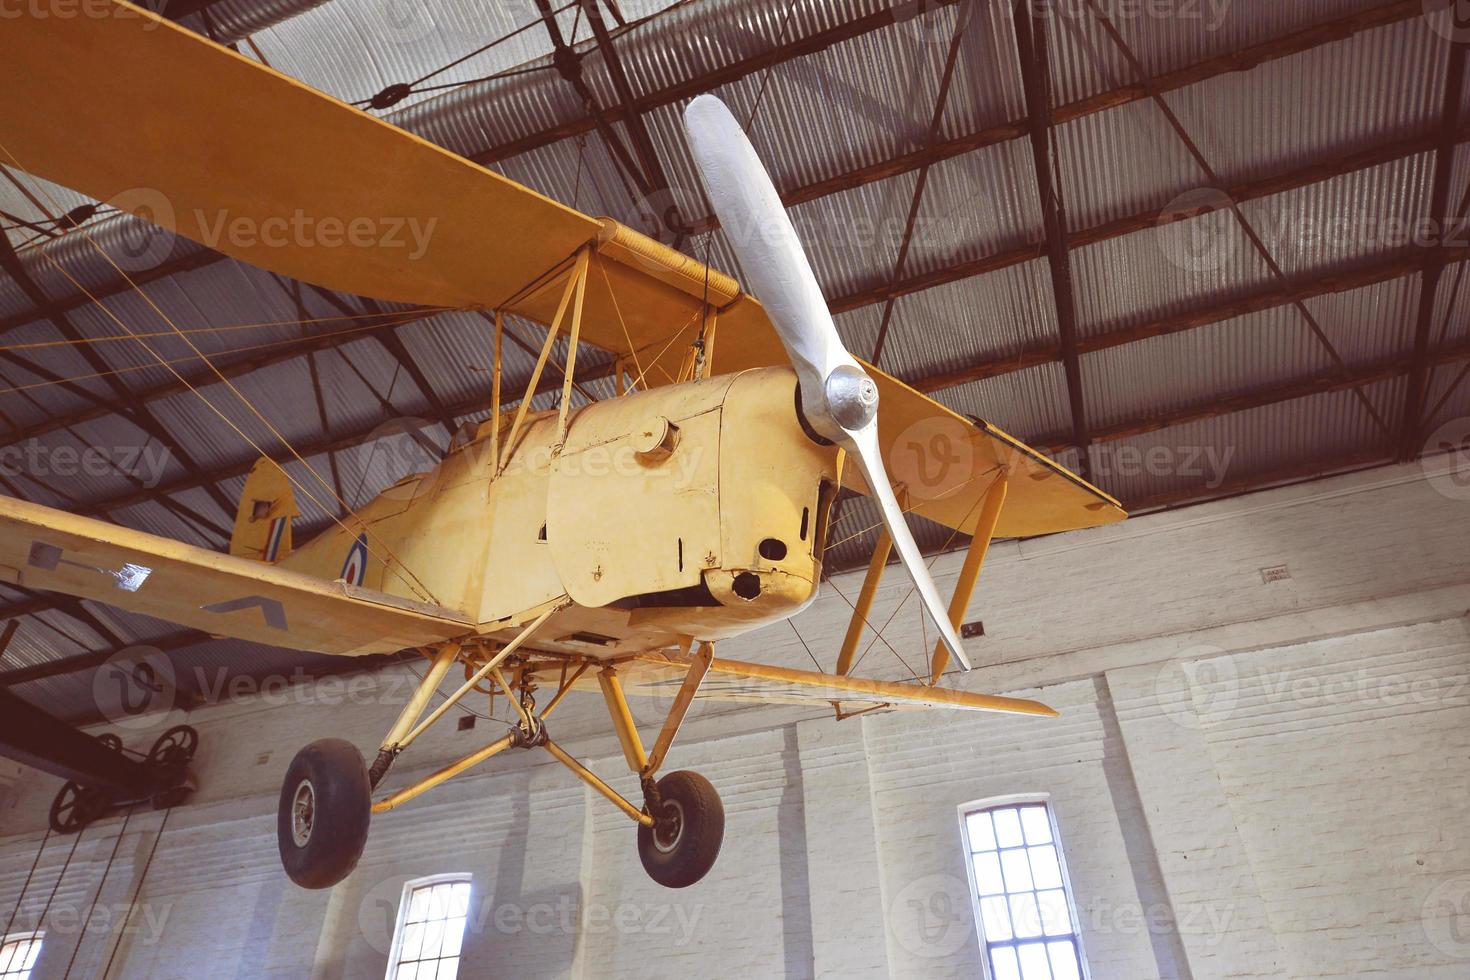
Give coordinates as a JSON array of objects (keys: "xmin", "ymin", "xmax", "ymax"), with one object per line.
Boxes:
[{"xmin": 824, "ymin": 364, "xmax": 879, "ymax": 432}]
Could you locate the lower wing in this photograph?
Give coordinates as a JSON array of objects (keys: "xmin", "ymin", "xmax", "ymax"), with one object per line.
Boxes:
[{"xmin": 0, "ymin": 495, "xmax": 472, "ymax": 656}]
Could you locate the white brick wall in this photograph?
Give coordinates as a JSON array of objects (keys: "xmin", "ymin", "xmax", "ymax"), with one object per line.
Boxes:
[{"xmin": 1, "ymin": 459, "xmax": 1467, "ymax": 978}]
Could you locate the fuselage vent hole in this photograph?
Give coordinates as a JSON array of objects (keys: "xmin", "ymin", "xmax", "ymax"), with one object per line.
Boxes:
[
  {"xmin": 732, "ymin": 572, "xmax": 762, "ymax": 600},
  {"xmin": 758, "ymin": 538, "xmax": 787, "ymax": 561}
]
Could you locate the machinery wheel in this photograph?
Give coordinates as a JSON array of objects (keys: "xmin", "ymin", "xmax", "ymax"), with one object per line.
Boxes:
[
  {"xmin": 637, "ymin": 770, "xmax": 724, "ymax": 888},
  {"xmin": 276, "ymin": 739, "xmax": 371, "ymax": 889},
  {"xmin": 146, "ymin": 725, "xmax": 198, "ymax": 769},
  {"xmin": 50, "ymin": 781, "xmax": 107, "ymax": 834}
]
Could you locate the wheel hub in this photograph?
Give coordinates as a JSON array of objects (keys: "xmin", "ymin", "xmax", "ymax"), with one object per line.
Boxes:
[
  {"xmin": 290, "ymin": 778, "xmax": 316, "ymax": 847},
  {"xmin": 652, "ymin": 798, "xmax": 685, "ymax": 853}
]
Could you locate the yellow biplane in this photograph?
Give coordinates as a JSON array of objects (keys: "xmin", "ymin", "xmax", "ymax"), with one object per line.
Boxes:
[{"xmin": 0, "ymin": 4, "xmax": 1122, "ymax": 889}]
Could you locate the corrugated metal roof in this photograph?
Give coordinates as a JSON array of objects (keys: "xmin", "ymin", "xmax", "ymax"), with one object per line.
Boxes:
[{"xmin": 0, "ymin": 0, "xmax": 1456, "ymax": 719}]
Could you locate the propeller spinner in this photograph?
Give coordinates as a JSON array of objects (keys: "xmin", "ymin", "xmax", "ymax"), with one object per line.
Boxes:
[{"xmin": 683, "ymin": 94, "xmax": 974, "ymax": 673}]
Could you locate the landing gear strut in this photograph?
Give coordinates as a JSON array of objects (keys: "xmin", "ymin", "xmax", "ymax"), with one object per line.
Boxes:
[{"xmin": 273, "ymin": 618, "xmax": 724, "ymax": 890}]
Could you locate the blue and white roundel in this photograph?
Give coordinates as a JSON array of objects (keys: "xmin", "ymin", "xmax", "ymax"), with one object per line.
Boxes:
[{"xmin": 340, "ymin": 533, "xmax": 369, "ymax": 586}]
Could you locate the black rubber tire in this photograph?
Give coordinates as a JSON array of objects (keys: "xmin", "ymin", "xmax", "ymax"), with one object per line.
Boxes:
[
  {"xmin": 277, "ymin": 739, "xmax": 371, "ymax": 889},
  {"xmin": 637, "ymin": 770, "xmax": 724, "ymax": 888}
]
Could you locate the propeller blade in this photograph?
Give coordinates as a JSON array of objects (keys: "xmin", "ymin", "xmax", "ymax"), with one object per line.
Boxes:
[{"xmin": 683, "ymin": 94, "xmax": 974, "ymax": 673}]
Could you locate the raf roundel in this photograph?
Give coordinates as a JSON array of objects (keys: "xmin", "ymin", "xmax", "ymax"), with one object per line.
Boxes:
[{"xmin": 339, "ymin": 534, "xmax": 369, "ymax": 587}]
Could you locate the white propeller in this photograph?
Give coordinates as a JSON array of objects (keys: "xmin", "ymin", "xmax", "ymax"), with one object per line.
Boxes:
[{"xmin": 683, "ymin": 94, "xmax": 973, "ymax": 673}]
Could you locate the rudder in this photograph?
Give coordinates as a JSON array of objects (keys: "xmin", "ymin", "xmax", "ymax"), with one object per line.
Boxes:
[{"xmin": 231, "ymin": 458, "xmax": 298, "ymax": 561}]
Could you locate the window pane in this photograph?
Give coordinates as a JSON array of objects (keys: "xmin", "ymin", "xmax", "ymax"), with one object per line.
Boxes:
[
  {"xmin": 1020, "ymin": 806, "xmax": 1053, "ymax": 845},
  {"xmin": 447, "ymin": 884, "xmax": 471, "ymax": 918},
  {"xmin": 1010, "ymin": 892, "xmax": 1043, "ymax": 939},
  {"xmin": 967, "ymin": 811, "xmax": 997, "ymax": 852},
  {"xmin": 0, "ymin": 943, "xmax": 16, "ymax": 973},
  {"xmin": 1036, "ymin": 889, "xmax": 1072, "ymax": 936},
  {"xmin": 1018, "ymin": 941, "xmax": 1053, "ymax": 979},
  {"xmin": 973, "ymin": 852, "xmax": 1006, "ymax": 895},
  {"xmin": 990, "ymin": 945, "xmax": 1022, "ymax": 980},
  {"xmin": 1028, "ymin": 845, "xmax": 1063, "ymax": 890},
  {"xmin": 399, "ymin": 922, "xmax": 426, "ymax": 961},
  {"xmin": 435, "ymin": 958, "xmax": 460, "ymax": 980},
  {"xmin": 420, "ymin": 919, "xmax": 446, "ymax": 961},
  {"xmin": 1048, "ymin": 940, "xmax": 1082, "ymax": 980},
  {"xmin": 407, "ymin": 889, "xmax": 432, "ymax": 923},
  {"xmin": 441, "ymin": 917, "xmax": 466, "ymax": 958},
  {"xmin": 1000, "ymin": 847, "xmax": 1034, "ymax": 892},
  {"xmin": 993, "ymin": 808, "xmax": 1024, "ymax": 848},
  {"xmin": 21, "ymin": 943, "xmax": 39, "ymax": 971},
  {"xmin": 980, "ymin": 895, "xmax": 1013, "ymax": 941},
  {"xmin": 426, "ymin": 886, "xmax": 449, "ymax": 921},
  {"xmin": 395, "ymin": 964, "xmax": 419, "ymax": 980}
]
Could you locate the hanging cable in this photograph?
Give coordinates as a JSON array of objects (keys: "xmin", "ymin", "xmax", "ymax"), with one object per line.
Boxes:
[
  {"xmin": 0, "ymin": 824, "xmax": 53, "ymax": 949},
  {"xmin": 98, "ymin": 806, "xmax": 172, "ymax": 980},
  {"xmin": 61, "ymin": 804, "xmax": 136, "ymax": 979}
]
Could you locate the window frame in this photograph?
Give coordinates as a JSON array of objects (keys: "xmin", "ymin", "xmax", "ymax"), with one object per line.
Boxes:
[
  {"xmin": 383, "ymin": 873, "xmax": 473, "ymax": 980},
  {"xmin": 957, "ymin": 794, "xmax": 1090, "ymax": 980},
  {"xmin": 0, "ymin": 930, "xmax": 44, "ymax": 980}
]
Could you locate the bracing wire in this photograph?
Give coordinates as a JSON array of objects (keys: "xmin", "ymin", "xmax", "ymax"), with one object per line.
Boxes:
[{"xmin": 0, "ymin": 141, "xmax": 444, "ymax": 604}]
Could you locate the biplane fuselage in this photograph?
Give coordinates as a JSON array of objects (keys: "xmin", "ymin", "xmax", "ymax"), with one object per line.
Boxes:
[{"xmin": 261, "ymin": 367, "xmax": 841, "ymax": 659}]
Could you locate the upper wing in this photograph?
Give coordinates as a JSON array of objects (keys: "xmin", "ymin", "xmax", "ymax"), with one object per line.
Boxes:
[
  {"xmin": 0, "ymin": 2, "xmax": 1122, "ymax": 538},
  {"xmin": 0, "ymin": 495, "xmax": 472, "ymax": 656},
  {"xmin": 604, "ymin": 652, "xmax": 1057, "ymax": 716}
]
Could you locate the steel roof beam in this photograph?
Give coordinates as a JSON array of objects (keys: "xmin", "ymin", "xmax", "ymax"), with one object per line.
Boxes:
[
  {"xmin": 1013, "ymin": 3, "xmax": 1091, "ymax": 481},
  {"xmin": 1398, "ymin": 37, "xmax": 1468, "ymax": 460},
  {"xmin": 913, "ymin": 244, "xmax": 1470, "ymax": 393},
  {"xmin": 0, "ymin": 0, "xmax": 1422, "ymax": 338},
  {"xmin": 1037, "ymin": 340, "xmax": 1470, "ymax": 454}
]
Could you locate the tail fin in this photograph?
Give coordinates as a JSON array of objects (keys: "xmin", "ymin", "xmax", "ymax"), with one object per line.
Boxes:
[{"xmin": 230, "ymin": 458, "xmax": 299, "ymax": 562}]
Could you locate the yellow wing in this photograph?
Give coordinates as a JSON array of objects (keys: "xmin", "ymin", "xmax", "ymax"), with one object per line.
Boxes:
[
  {"xmin": 0, "ymin": 496, "xmax": 472, "ymax": 656},
  {"xmin": 0, "ymin": 2, "xmax": 1122, "ymax": 539}
]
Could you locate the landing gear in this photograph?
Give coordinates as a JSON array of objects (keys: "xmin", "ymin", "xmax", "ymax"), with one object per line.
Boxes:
[
  {"xmin": 276, "ymin": 739, "xmax": 371, "ymax": 889},
  {"xmin": 274, "ymin": 626, "xmax": 724, "ymax": 891},
  {"xmin": 638, "ymin": 770, "xmax": 724, "ymax": 888}
]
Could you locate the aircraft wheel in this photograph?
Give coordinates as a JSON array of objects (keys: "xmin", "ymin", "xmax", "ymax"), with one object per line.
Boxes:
[
  {"xmin": 637, "ymin": 770, "xmax": 723, "ymax": 888},
  {"xmin": 277, "ymin": 739, "xmax": 371, "ymax": 889}
]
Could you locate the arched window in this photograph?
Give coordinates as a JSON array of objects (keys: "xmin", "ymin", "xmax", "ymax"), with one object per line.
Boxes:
[
  {"xmin": 960, "ymin": 797, "xmax": 1087, "ymax": 980},
  {"xmin": 385, "ymin": 874, "xmax": 472, "ymax": 980},
  {"xmin": 0, "ymin": 931, "xmax": 43, "ymax": 980}
]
